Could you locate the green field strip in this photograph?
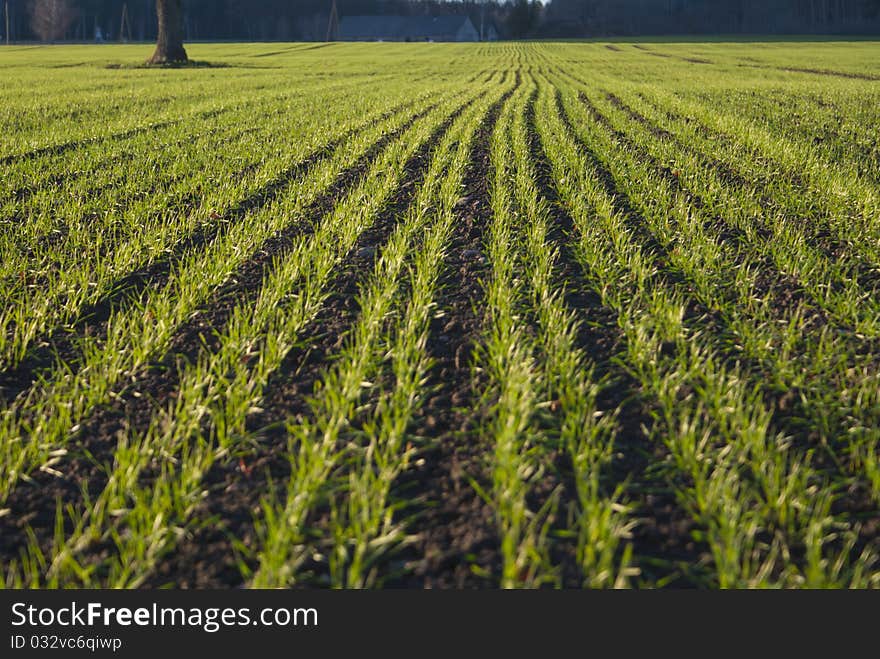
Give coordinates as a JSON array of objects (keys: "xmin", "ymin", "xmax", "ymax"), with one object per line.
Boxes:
[
  {"xmin": 735, "ymin": 62, "xmax": 880, "ymax": 82},
  {"xmin": 2, "ymin": 99, "xmax": 225, "ymax": 163},
  {"xmin": 552, "ymin": 75, "xmax": 864, "ymax": 458},
  {"xmin": 556, "ymin": 82, "xmax": 880, "ymax": 510},
  {"xmin": 0, "ymin": 96, "xmax": 298, "ymax": 253},
  {"xmin": 0, "ymin": 91, "xmax": 435, "ymax": 375},
  {"xmin": 539, "ymin": 77, "xmax": 747, "ymax": 587},
  {"xmin": 632, "ymin": 88, "xmax": 880, "ymax": 275},
  {"xmin": 0, "ymin": 71, "xmax": 340, "ymax": 157},
  {"xmin": 296, "ymin": 93, "xmax": 503, "ymax": 589},
  {"xmin": 3, "ymin": 89, "xmax": 481, "ymax": 588},
  {"xmin": 0, "ymin": 88, "xmax": 315, "ymax": 205},
  {"xmin": 0, "ymin": 64, "xmax": 369, "ymax": 146},
  {"xmin": 625, "ymin": 91, "xmax": 880, "ymax": 286},
  {"xmin": 515, "ymin": 84, "xmax": 637, "ymax": 587},
  {"xmin": 1, "ymin": 123, "xmax": 250, "ymax": 219},
  {"xmin": 588, "ymin": 87, "xmax": 880, "ymax": 339},
  {"xmin": 537, "ymin": 73, "xmax": 877, "ymax": 587},
  {"xmin": 0, "ymin": 69, "xmax": 460, "ymax": 221},
  {"xmin": 629, "ymin": 88, "xmax": 880, "ymax": 256},
  {"xmin": 557, "ymin": 73, "xmax": 878, "ymax": 501},
  {"xmin": 559, "ymin": 86, "xmax": 880, "ymax": 515},
  {"xmin": 583, "ymin": 88, "xmax": 880, "ymax": 338},
  {"xmin": 0, "ymin": 79, "xmax": 411, "ymax": 239},
  {"xmin": 334, "ymin": 95, "xmax": 504, "ymax": 587},
  {"xmin": 0, "ymin": 87, "xmax": 464, "ymax": 507},
  {"xmin": 0, "ymin": 87, "xmax": 414, "ymax": 307},
  {"xmin": 693, "ymin": 90, "xmax": 880, "ymax": 182},
  {"xmin": 0, "ymin": 75, "xmax": 407, "ymax": 202}
]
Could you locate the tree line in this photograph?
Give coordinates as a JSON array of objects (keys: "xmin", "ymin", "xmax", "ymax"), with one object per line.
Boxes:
[
  {"xmin": 543, "ymin": 0, "xmax": 880, "ymax": 36},
  {"xmin": 4, "ymin": 1, "xmax": 532, "ymax": 42},
  {"xmin": 5, "ymin": 0, "xmax": 880, "ymax": 44}
]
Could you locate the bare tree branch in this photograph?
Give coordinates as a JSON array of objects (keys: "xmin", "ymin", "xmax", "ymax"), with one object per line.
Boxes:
[{"xmin": 28, "ymin": 0, "xmax": 76, "ymax": 43}]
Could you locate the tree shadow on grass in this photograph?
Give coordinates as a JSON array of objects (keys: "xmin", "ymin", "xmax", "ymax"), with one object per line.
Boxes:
[
  {"xmin": 105, "ymin": 61, "xmax": 281, "ymax": 70},
  {"xmin": 106, "ymin": 60, "xmax": 227, "ymax": 69}
]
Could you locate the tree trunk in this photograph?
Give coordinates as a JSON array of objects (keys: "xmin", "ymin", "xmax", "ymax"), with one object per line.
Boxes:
[{"xmin": 149, "ymin": 0, "xmax": 187, "ymax": 64}]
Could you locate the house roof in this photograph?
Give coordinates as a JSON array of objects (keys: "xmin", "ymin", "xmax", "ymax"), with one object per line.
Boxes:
[{"xmin": 338, "ymin": 15, "xmax": 475, "ymax": 40}]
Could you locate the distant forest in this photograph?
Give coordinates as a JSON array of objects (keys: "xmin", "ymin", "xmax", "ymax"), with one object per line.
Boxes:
[{"xmin": 4, "ymin": 0, "xmax": 880, "ymax": 43}]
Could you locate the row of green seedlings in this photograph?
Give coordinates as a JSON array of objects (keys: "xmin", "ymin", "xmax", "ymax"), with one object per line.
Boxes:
[
  {"xmin": 567, "ymin": 80, "xmax": 880, "ymax": 509},
  {"xmin": 484, "ymin": 81, "xmax": 558, "ymax": 588},
  {"xmin": 3, "ymin": 85, "xmax": 273, "ymax": 202},
  {"xmin": 536, "ymin": 72, "xmax": 877, "ymax": 588},
  {"xmin": 0, "ymin": 77, "xmax": 378, "ymax": 224},
  {"xmin": 546, "ymin": 52, "xmax": 880, "ymax": 504},
  {"xmin": 700, "ymin": 88, "xmax": 880, "ymax": 182},
  {"xmin": 554, "ymin": 73, "xmax": 879, "ymax": 585},
  {"xmin": 478, "ymin": 79, "xmax": 635, "ymax": 588},
  {"xmin": 511, "ymin": 81, "xmax": 638, "ymax": 588},
  {"xmin": 621, "ymin": 84, "xmax": 880, "ymax": 336},
  {"xmin": 0, "ymin": 69, "xmax": 294, "ymax": 158},
  {"xmin": 541, "ymin": 72, "xmax": 780, "ymax": 588},
  {"xmin": 252, "ymin": 82, "xmax": 515, "ymax": 589},
  {"xmin": 587, "ymin": 85, "xmax": 880, "ymax": 505},
  {"xmin": 0, "ymin": 70, "xmax": 438, "ymax": 204},
  {"xmin": 0, "ymin": 81, "xmax": 426, "ymax": 371},
  {"xmin": 597, "ymin": 85, "xmax": 880, "ymax": 332},
  {"xmin": 3, "ymin": 82, "xmax": 493, "ymax": 588},
  {"xmin": 634, "ymin": 84, "xmax": 880, "ymax": 300},
  {"xmin": 320, "ymin": 91, "xmax": 509, "ymax": 588},
  {"xmin": 0, "ymin": 83, "xmax": 470, "ymax": 507}
]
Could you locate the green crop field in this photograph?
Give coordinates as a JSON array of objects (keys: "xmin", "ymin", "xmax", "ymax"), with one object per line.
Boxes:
[{"xmin": 1, "ymin": 40, "xmax": 879, "ymax": 589}]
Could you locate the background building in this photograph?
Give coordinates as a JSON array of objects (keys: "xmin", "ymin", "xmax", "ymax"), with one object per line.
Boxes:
[{"xmin": 338, "ymin": 15, "xmax": 480, "ymax": 42}]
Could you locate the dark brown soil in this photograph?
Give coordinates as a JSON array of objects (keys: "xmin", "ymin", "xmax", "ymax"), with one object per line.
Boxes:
[
  {"xmin": 582, "ymin": 91, "xmax": 827, "ymax": 322},
  {"xmin": 775, "ymin": 65, "xmax": 880, "ymax": 81},
  {"xmin": 0, "ymin": 100, "xmax": 442, "ymax": 570},
  {"xmin": 384, "ymin": 91, "xmax": 514, "ymax": 588},
  {"xmin": 560, "ymin": 85, "xmax": 880, "ymax": 564},
  {"xmin": 0, "ymin": 101, "xmax": 419, "ymax": 409},
  {"xmin": 141, "ymin": 98, "xmax": 474, "ymax": 588},
  {"xmin": 534, "ymin": 87, "xmax": 714, "ymax": 587}
]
